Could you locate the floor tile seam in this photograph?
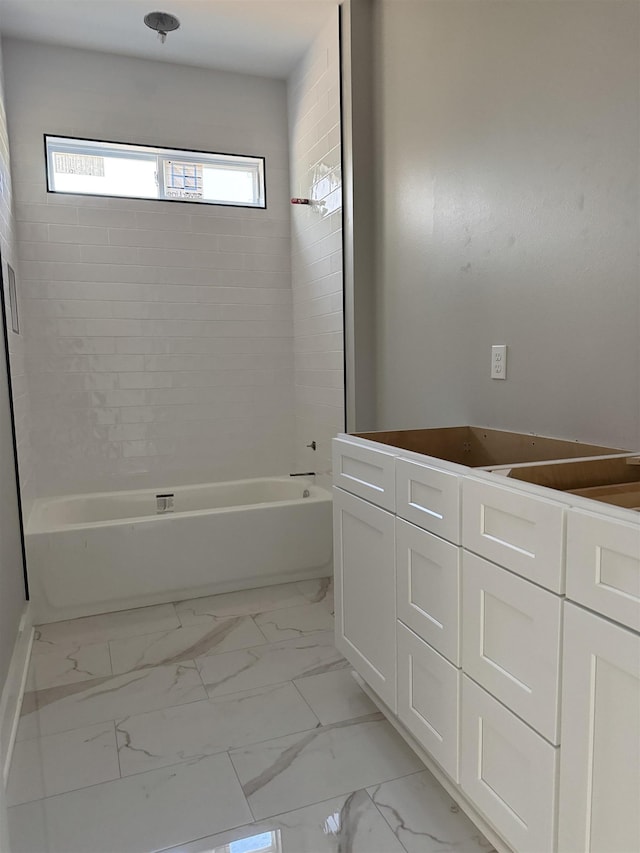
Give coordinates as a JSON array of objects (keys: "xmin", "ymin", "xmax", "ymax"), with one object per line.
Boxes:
[
  {"xmin": 288, "ymin": 678, "xmax": 324, "ymax": 726},
  {"xmin": 152, "ymin": 785, "xmax": 372, "ymax": 853},
  {"xmin": 365, "ymin": 770, "xmax": 428, "ymax": 853},
  {"xmin": 246, "ymin": 766, "xmax": 432, "ymax": 826},
  {"xmin": 174, "ymin": 596, "xmax": 316, "ymax": 622},
  {"xmin": 8, "ymin": 751, "xmax": 246, "ymax": 811},
  {"xmin": 248, "ymin": 613, "xmax": 271, "ymax": 644},
  {"xmin": 193, "ymin": 631, "xmax": 343, "ymax": 674},
  {"xmin": 34, "ymin": 613, "xmax": 184, "ymax": 650},
  {"xmin": 225, "ymin": 747, "xmax": 257, "ymax": 824},
  {"xmin": 26, "ymin": 691, "xmax": 210, "ymax": 742}
]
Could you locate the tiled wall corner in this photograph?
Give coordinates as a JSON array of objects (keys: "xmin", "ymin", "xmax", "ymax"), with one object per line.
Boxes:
[
  {"xmin": 288, "ymin": 11, "xmax": 344, "ymax": 490},
  {"xmin": 3, "ymin": 40, "xmax": 296, "ymax": 496}
]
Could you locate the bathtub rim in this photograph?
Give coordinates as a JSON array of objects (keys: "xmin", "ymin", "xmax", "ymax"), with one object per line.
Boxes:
[{"xmin": 27, "ymin": 476, "xmax": 330, "ymax": 535}]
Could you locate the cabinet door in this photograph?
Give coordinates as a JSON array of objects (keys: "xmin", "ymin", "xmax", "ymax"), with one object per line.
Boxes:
[
  {"xmin": 462, "ymin": 551, "xmax": 562, "ymax": 743},
  {"xmin": 566, "ymin": 509, "xmax": 640, "ymax": 632},
  {"xmin": 558, "ymin": 603, "xmax": 640, "ymax": 853},
  {"xmin": 462, "ymin": 477, "xmax": 566, "ymax": 593},
  {"xmin": 332, "ymin": 438, "xmax": 397, "ymax": 511},
  {"xmin": 396, "ymin": 519, "xmax": 460, "ymax": 665},
  {"xmin": 461, "ymin": 676, "xmax": 559, "ymax": 853},
  {"xmin": 397, "ymin": 622, "xmax": 460, "ymax": 781},
  {"xmin": 333, "ymin": 487, "xmax": 396, "ymax": 711}
]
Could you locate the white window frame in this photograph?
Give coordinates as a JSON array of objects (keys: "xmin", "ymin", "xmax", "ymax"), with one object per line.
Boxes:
[{"xmin": 44, "ymin": 135, "xmax": 266, "ymax": 209}]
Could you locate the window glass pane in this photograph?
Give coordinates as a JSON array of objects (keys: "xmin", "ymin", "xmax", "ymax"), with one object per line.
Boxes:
[
  {"xmin": 51, "ymin": 154, "xmax": 157, "ymax": 199},
  {"xmin": 202, "ymin": 166, "xmax": 256, "ymax": 205}
]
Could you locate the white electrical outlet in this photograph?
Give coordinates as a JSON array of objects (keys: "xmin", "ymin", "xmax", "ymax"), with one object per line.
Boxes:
[{"xmin": 491, "ymin": 345, "xmax": 507, "ymax": 379}]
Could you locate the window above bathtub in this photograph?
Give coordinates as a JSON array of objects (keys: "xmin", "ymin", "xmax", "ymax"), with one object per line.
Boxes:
[{"xmin": 44, "ymin": 136, "xmax": 266, "ymax": 209}]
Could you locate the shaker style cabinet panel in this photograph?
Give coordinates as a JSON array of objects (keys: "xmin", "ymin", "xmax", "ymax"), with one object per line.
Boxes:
[
  {"xmin": 566, "ymin": 508, "xmax": 640, "ymax": 632},
  {"xmin": 558, "ymin": 603, "xmax": 640, "ymax": 853},
  {"xmin": 462, "ymin": 552, "xmax": 563, "ymax": 743},
  {"xmin": 397, "ymin": 622, "xmax": 460, "ymax": 781},
  {"xmin": 396, "ymin": 458, "xmax": 461, "ymax": 544},
  {"xmin": 462, "ymin": 477, "xmax": 566, "ymax": 593},
  {"xmin": 333, "ymin": 487, "xmax": 397, "ymax": 711},
  {"xmin": 332, "ymin": 438, "xmax": 397, "ymax": 511},
  {"xmin": 461, "ymin": 676, "xmax": 559, "ymax": 853},
  {"xmin": 396, "ymin": 518, "xmax": 460, "ymax": 665}
]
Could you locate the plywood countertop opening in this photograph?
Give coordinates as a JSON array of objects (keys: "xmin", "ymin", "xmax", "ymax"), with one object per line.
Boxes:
[{"xmin": 353, "ymin": 426, "xmax": 622, "ymax": 468}]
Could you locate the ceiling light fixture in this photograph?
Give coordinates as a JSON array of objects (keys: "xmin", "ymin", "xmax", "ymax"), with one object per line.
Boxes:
[{"xmin": 144, "ymin": 11, "xmax": 180, "ymax": 44}]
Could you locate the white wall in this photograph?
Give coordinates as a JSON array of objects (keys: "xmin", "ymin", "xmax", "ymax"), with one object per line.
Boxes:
[
  {"xmin": 0, "ymin": 37, "xmax": 27, "ymax": 710},
  {"xmin": 373, "ymin": 0, "xmax": 640, "ymax": 450},
  {"xmin": 288, "ymin": 10, "xmax": 344, "ymax": 487},
  {"xmin": 3, "ymin": 39, "xmax": 295, "ymax": 496}
]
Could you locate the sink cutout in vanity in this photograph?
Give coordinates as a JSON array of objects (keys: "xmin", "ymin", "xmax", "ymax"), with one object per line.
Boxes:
[
  {"xmin": 354, "ymin": 426, "xmax": 622, "ymax": 468},
  {"xmin": 506, "ymin": 456, "xmax": 640, "ymax": 511}
]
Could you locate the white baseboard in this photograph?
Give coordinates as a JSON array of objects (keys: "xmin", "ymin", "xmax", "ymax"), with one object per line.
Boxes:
[{"xmin": 0, "ymin": 604, "xmax": 33, "ymax": 785}]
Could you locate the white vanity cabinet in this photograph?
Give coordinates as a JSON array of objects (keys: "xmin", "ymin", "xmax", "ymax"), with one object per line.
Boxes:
[
  {"xmin": 332, "ymin": 485, "xmax": 397, "ymax": 711},
  {"xmin": 557, "ymin": 602, "xmax": 640, "ymax": 853},
  {"xmin": 332, "ymin": 432, "xmax": 640, "ymax": 853}
]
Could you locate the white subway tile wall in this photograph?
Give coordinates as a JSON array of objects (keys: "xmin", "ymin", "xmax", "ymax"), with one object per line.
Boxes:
[
  {"xmin": 3, "ymin": 40, "xmax": 297, "ymax": 496},
  {"xmin": 288, "ymin": 13, "xmax": 344, "ymax": 488},
  {"xmin": 0, "ymin": 41, "xmax": 35, "ymax": 519}
]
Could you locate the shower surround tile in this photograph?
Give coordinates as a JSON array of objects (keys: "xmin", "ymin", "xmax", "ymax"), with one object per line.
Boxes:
[
  {"xmin": 6, "ymin": 723, "xmax": 119, "ymax": 806},
  {"xmin": 158, "ymin": 789, "xmax": 406, "ymax": 853},
  {"xmin": 229, "ymin": 715, "xmax": 424, "ymax": 820},
  {"xmin": 294, "ymin": 668, "xmax": 377, "ymax": 725},
  {"xmin": 254, "ymin": 602, "xmax": 335, "ymax": 642},
  {"xmin": 175, "ymin": 581, "xmax": 313, "ymax": 624},
  {"xmin": 368, "ymin": 771, "xmax": 498, "ymax": 853},
  {"xmin": 8, "ymin": 753, "xmax": 252, "ymax": 853},
  {"xmin": 18, "ymin": 661, "xmax": 207, "ymax": 739},
  {"xmin": 28, "ymin": 641, "xmax": 112, "ymax": 690},
  {"xmin": 196, "ymin": 632, "xmax": 348, "ymax": 699},
  {"xmin": 109, "ymin": 616, "xmax": 266, "ymax": 674},
  {"xmin": 34, "ymin": 603, "xmax": 180, "ymax": 648},
  {"xmin": 116, "ymin": 681, "xmax": 319, "ymax": 777}
]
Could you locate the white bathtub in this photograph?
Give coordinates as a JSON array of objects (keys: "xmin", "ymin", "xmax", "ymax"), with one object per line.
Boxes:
[{"xmin": 26, "ymin": 477, "xmax": 332, "ymax": 623}]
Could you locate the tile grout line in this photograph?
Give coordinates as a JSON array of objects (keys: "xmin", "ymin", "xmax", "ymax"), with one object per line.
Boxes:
[{"xmin": 226, "ymin": 748, "xmax": 256, "ymax": 824}]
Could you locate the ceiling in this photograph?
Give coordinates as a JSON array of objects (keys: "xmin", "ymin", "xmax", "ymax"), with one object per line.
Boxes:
[{"xmin": 0, "ymin": 0, "xmax": 338, "ymax": 78}]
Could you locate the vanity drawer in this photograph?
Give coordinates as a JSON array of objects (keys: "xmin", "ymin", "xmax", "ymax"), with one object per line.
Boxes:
[
  {"xmin": 332, "ymin": 438, "xmax": 397, "ymax": 511},
  {"xmin": 461, "ymin": 675, "xmax": 559, "ymax": 853},
  {"xmin": 396, "ymin": 519, "xmax": 460, "ymax": 665},
  {"xmin": 462, "ymin": 551, "xmax": 562, "ymax": 743},
  {"xmin": 566, "ymin": 508, "xmax": 640, "ymax": 632},
  {"xmin": 462, "ymin": 477, "xmax": 566, "ymax": 593},
  {"xmin": 397, "ymin": 622, "xmax": 460, "ymax": 782},
  {"xmin": 396, "ymin": 458, "xmax": 461, "ymax": 543}
]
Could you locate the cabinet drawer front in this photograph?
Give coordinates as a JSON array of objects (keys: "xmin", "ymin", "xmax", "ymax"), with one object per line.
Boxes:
[
  {"xmin": 461, "ymin": 676, "xmax": 559, "ymax": 853},
  {"xmin": 333, "ymin": 487, "xmax": 397, "ymax": 712},
  {"xmin": 397, "ymin": 622, "xmax": 460, "ymax": 781},
  {"xmin": 558, "ymin": 603, "xmax": 640, "ymax": 853},
  {"xmin": 566, "ymin": 509, "xmax": 640, "ymax": 632},
  {"xmin": 396, "ymin": 519, "xmax": 460, "ymax": 665},
  {"xmin": 396, "ymin": 458, "xmax": 461, "ymax": 543},
  {"xmin": 333, "ymin": 438, "xmax": 396, "ymax": 511},
  {"xmin": 462, "ymin": 552, "xmax": 562, "ymax": 743},
  {"xmin": 462, "ymin": 478, "xmax": 565, "ymax": 592}
]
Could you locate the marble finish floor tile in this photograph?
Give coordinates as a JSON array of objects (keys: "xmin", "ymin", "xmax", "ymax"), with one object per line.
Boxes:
[
  {"xmin": 175, "ymin": 581, "xmax": 314, "ymax": 624},
  {"xmin": 7, "ymin": 722, "xmax": 119, "ymax": 806},
  {"xmin": 117, "ymin": 681, "xmax": 320, "ymax": 777},
  {"xmin": 229, "ymin": 715, "xmax": 424, "ymax": 820},
  {"xmin": 159, "ymin": 788, "xmax": 406, "ymax": 853},
  {"xmin": 254, "ymin": 602, "xmax": 335, "ymax": 642},
  {"xmin": 34, "ymin": 603, "xmax": 180, "ymax": 649},
  {"xmin": 8, "ymin": 753, "xmax": 252, "ymax": 853},
  {"xmin": 109, "ymin": 616, "xmax": 266, "ymax": 674},
  {"xmin": 368, "ymin": 771, "xmax": 497, "ymax": 852},
  {"xmin": 196, "ymin": 632, "xmax": 348, "ymax": 699},
  {"xmin": 28, "ymin": 641, "xmax": 112, "ymax": 690},
  {"xmin": 294, "ymin": 667, "xmax": 377, "ymax": 725},
  {"xmin": 19, "ymin": 661, "xmax": 207, "ymax": 739},
  {"xmin": 297, "ymin": 577, "xmax": 333, "ymax": 612}
]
